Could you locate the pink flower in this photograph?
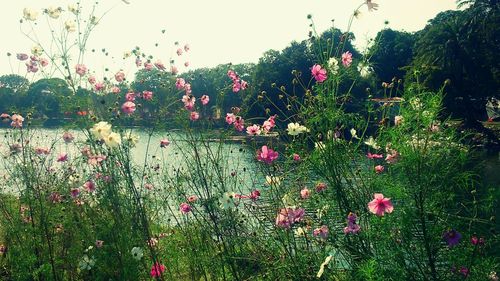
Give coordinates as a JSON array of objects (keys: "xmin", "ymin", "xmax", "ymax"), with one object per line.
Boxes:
[
  {"xmin": 311, "ymin": 64, "xmax": 327, "ymax": 83},
  {"xmin": 233, "ymin": 117, "xmax": 245, "ymax": 131},
  {"xmin": 367, "ymin": 193, "xmax": 394, "ymax": 216},
  {"xmin": 95, "ymin": 240, "xmax": 104, "ymax": 248},
  {"xmin": 225, "ymin": 113, "xmax": 236, "ymax": 125},
  {"xmin": 114, "ymin": 71, "xmax": 125, "ymax": 82},
  {"xmin": 180, "ymin": 202, "xmax": 192, "ymax": 214},
  {"xmin": 150, "ymin": 262, "xmax": 166, "ymax": 278},
  {"xmin": 182, "ymin": 95, "xmax": 196, "ymax": 111},
  {"xmin": 122, "ymin": 101, "xmax": 136, "ymax": 114},
  {"xmin": 375, "ymin": 165, "xmax": 384, "ymax": 174},
  {"xmin": 176, "ymin": 48, "xmax": 183, "ymax": 56},
  {"xmin": 144, "ymin": 62, "xmax": 153, "ymax": 71},
  {"xmin": 385, "ymin": 150, "xmax": 399, "ymax": 164},
  {"xmin": 256, "ymin": 145, "xmax": 278, "ymax": 164},
  {"xmin": 175, "ymin": 78, "xmax": 185, "ymax": 90},
  {"xmin": 232, "ymin": 80, "xmax": 241, "ymax": 93},
  {"xmin": 249, "ymin": 189, "xmax": 261, "ymax": 201},
  {"xmin": 160, "ymin": 139, "xmax": 170, "ymax": 148},
  {"xmin": 315, "ymin": 182, "xmax": 327, "ymax": 192},
  {"xmin": 300, "ymin": 188, "xmax": 310, "ymax": 199},
  {"xmin": 70, "ymin": 188, "xmax": 80, "ymax": 198},
  {"xmin": 227, "ymin": 70, "xmax": 238, "ymax": 80},
  {"xmin": 190, "ymin": 111, "xmax": 199, "ymax": 121},
  {"xmin": 184, "ymin": 83, "xmax": 192, "ymax": 95},
  {"xmin": 83, "ymin": 181, "xmax": 96, "ymax": 192},
  {"xmin": 343, "ymin": 212, "xmax": 361, "ymax": 234},
  {"xmin": 262, "ymin": 115, "xmax": 277, "ymax": 133},
  {"xmin": 57, "ymin": 153, "xmax": 68, "ymax": 162},
  {"xmin": 200, "ymin": 95, "xmax": 209, "ymax": 105},
  {"xmin": 125, "ymin": 92, "xmax": 135, "ymax": 101},
  {"xmin": 88, "ymin": 76, "xmax": 96, "ymax": 84},
  {"xmin": 16, "ymin": 53, "xmax": 28, "ymax": 61},
  {"xmin": 107, "ymin": 86, "xmax": 119, "ymax": 94},
  {"xmin": 241, "ymin": 80, "xmax": 248, "ymax": 90},
  {"xmin": 293, "ymin": 153, "xmax": 301, "ymax": 161},
  {"xmin": 246, "ymin": 124, "xmax": 261, "ymax": 136},
  {"xmin": 187, "ymin": 195, "xmax": 198, "ymax": 203},
  {"xmin": 142, "ymin": 91, "xmax": 153, "ymax": 101},
  {"xmin": 313, "ymin": 225, "xmax": 329, "ymax": 239},
  {"xmin": 275, "ymin": 208, "xmax": 305, "ymax": 228},
  {"xmin": 75, "ymin": 64, "xmax": 87, "ymax": 76},
  {"xmin": 49, "ymin": 192, "xmax": 63, "ymax": 203},
  {"xmin": 341, "ymin": 51, "xmax": 353, "ymax": 67},
  {"xmin": 35, "ymin": 147, "xmax": 50, "ymax": 155},
  {"xmin": 63, "ymin": 132, "xmax": 74, "ymax": 143},
  {"xmin": 39, "ymin": 58, "xmax": 49, "ymax": 67},
  {"xmin": 94, "ymin": 82, "xmax": 105, "ymax": 92},
  {"xmin": 367, "ymin": 152, "xmax": 383, "ymax": 159},
  {"xmin": 10, "ymin": 114, "xmax": 24, "ymax": 128}
]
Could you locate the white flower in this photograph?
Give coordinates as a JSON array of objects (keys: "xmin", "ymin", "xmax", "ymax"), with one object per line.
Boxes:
[
  {"xmin": 410, "ymin": 97, "xmax": 422, "ymax": 110},
  {"xmin": 357, "ymin": 62, "xmax": 372, "ymax": 78},
  {"xmin": 104, "ymin": 132, "xmax": 121, "ymax": 148},
  {"xmin": 125, "ymin": 132, "xmax": 139, "ymax": 147},
  {"xmin": 265, "ymin": 175, "xmax": 281, "ymax": 186},
  {"xmin": 316, "ymin": 255, "xmax": 334, "ymax": 278},
  {"xmin": 327, "ymin": 57, "xmax": 339, "ymax": 75},
  {"xmin": 364, "ymin": 136, "xmax": 380, "ymax": 150},
  {"xmin": 65, "ymin": 20, "xmax": 76, "ymax": 32},
  {"xmin": 219, "ymin": 192, "xmax": 237, "ymax": 209},
  {"xmin": 90, "ymin": 122, "xmax": 112, "ymax": 140},
  {"xmin": 287, "ymin": 122, "xmax": 309, "ymax": 136},
  {"xmin": 23, "ymin": 8, "xmax": 38, "ymax": 21},
  {"xmin": 131, "ymin": 247, "xmax": 143, "ymax": 260},
  {"xmin": 46, "ymin": 6, "xmax": 62, "ymax": 19},
  {"xmin": 394, "ymin": 115, "xmax": 404, "ymax": 126},
  {"xmin": 78, "ymin": 255, "xmax": 95, "ymax": 271},
  {"xmin": 315, "ymin": 141, "xmax": 325, "ymax": 150},
  {"xmin": 350, "ymin": 128, "xmax": 359, "ymax": 139},
  {"xmin": 68, "ymin": 4, "xmax": 79, "ymax": 15},
  {"xmin": 31, "ymin": 45, "xmax": 43, "ymax": 56}
]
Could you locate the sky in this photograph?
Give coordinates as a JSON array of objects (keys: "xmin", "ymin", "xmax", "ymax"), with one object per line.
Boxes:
[{"xmin": 0, "ymin": 0, "xmax": 458, "ymax": 78}]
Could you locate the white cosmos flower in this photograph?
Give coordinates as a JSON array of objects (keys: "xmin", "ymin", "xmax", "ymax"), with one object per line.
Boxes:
[
  {"xmin": 315, "ymin": 141, "xmax": 325, "ymax": 150},
  {"xmin": 287, "ymin": 122, "xmax": 309, "ymax": 136},
  {"xmin": 219, "ymin": 192, "xmax": 237, "ymax": 209},
  {"xmin": 357, "ymin": 62, "xmax": 372, "ymax": 78},
  {"xmin": 350, "ymin": 128, "xmax": 359, "ymax": 139},
  {"xmin": 364, "ymin": 136, "xmax": 380, "ymax": 150},
  {"xmin": 131, "ymin": 247, "xmax": 143, "ymax": 260},
  {"xmin": 265, "ymin": 175, "xmax": 281, "ymax": 186},
  {"xmin": 125, "ymin": 132, "xmax": 139, "ymax": 147},
  {"xmin": 78, "ymin": 255, "xmax": 95, "ymax": 271},
  {"xmin": 23, "ymin": 8, "xmax": 38, "ymax": 21},
  {"xmin": 104, "ymin": 132, "xmax": 122, "ymax": 148},
  {"xmin": 65, "ymin": 20, "xmax": 76, "ymax": 32},
  {"xmin": 90, "ymin": 122, "xmax": 112, "ymax": 140},
  {"xmin": 68, "ymin": 4, "xmax": 79, "ymax": 15},
  {"xmin": 46, "ymin": 6, "xmax": 62, "ymax": 19},
  {"xmin": 327, "ymin": 57, "xmax": 340, "ymax": 75}
]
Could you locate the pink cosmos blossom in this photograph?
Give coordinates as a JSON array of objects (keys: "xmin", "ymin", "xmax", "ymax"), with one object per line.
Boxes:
[
  {"xmin": 200, "ymin": 95, "xmax": 209, "ymax": 105},
  {"xmin": 176, "ymin": 48, "xmax": 183, "ymax": 56},
  {"xmin": 249, "ymin": 189, "xmax": 261, "ymax": 201},
  {"xmin": 190, "ymin": 111, "xmax": 200, "ymax": 121},
  {"xmin": 183, "ymin": 95, "xmax": 196, "ymax": 111},
  {"xmin": 144, "ymin": 62, "xmax": 153, "ymax": 71},
  {"xmin": 341, "ymin": 51, "xmax": 353, "ymax": 67},
  {"xmin": 256, "ymin": 145, "xmax": 279, "ymax": 164},
  {"xmin": 57, "ymin": 153, "xmax": 68, "ymax": 162},
  {"xmin": 150, "ymin": 262, "xmax": 166, "ymax": 278},
  {"xmin": 275, "ymin": 208, "xmax": 305, "ymax": 228},
  {"xmin": 88, "ymin": 76, "xmax": 96, "ymax": 84},
  {"xmin": 10, "ymin": 114, "xmax": 24, "ymax": 128},
  {"xmin": 241, "ymin": 80, "xmax": 248, "ymax": 90},
  {"xmin": 142, "ymin": 91, "xmax": 153, "ymax": 101},
  {"xmin": 300, "ymin": 188, "xmax": 310, "ymax": 199},
  {"xmin": 35, "ymin": 147, "xmax": 50, "ymax": 155},
  {"xmin": 160, "ymin": 139, "xmax": 170, "ymax": 148},
  {"xmin": 0, "ymin": 113, "xmax": 10, "ymax": 121},
  {"xmin": 367, "ymin": 193, "xmax": 394, "ymax": 216},
  {"xmin": 293, "ymin": 153, "xmax": 301, "ymax": 161},
  {"xmin": 225, "ymin": 113, "xmax": 236, "ymax": 125},
  {"xmin": 180, "ymin": 202, "xmax": 192, "ymax": 214},
  {"xmin": 122, "ymin": 101, "xmax": 136, "ymax": 114},
  {"xmin": 83, "ymin": 180, "xmax": 96, "ymax": 192},
  {"xmin": 343, "ymin": 212, "xmax": 361, "ymax": 234},
  {"xmin": 171, "ymin": 65, "xmax": 178, "ymax": 75},
  {"xmin": 232, "ymin": 80, "xmax": 241, "ymax": 93},
  {"xmin": 88, "ymin": 155, "xmax": 106, "ymax": 166},
  {"xmin": 75, "ymin": 64, "xmax": 87, "ymax": 76},
  {"xmin": 262, "ymin": 115, "xmax": 277, "ymax": 133},
  {"xmin": 187, "ymin": 195, "xmax": 198, "ymax": 202},
  {"xmin": 184, "ymin": 44, "xmax": 190, "ymax": 52},
  {"xmin": 375, "ymin": 165, "xmax": 384, "ymax": 174},
  {"xmin": 62, "ymin": 132, "xmax": 74, "ymax": 143},
  {"xmin": 315, "ymin": 182, "xmax": 327, "ymax": 192},
  {"xmin": 246, "ymin": 124, "xmax": 261, "ymax": 136},
  {"xmin": 26, "ymin": 61, "xmax": 39, "ymax": 73},
  {"xmin": 313, "ymin": 225, "xmax": 329, "ymax": 239},
  {"xmin": 110, "ymin": 86, "xmax": 121, "ymax": 94},
  {"xmin": 115, "ymin": 71, "xmax": 125, "ymax": 82},
  {"xmin": 70, "ymin": 188, "xmax": 80, "ymax": 198},
  {"xmin": 385, "ymin": 150, "xmax": 399, "ymax": 164},
  {"xmin": 311, "ymin": 64, "xmax": 328, "ymax": 83},
  {"xmin": 49, "ymin": 192, "xmax": 63, "ymax": 203},
  {"xmin": 184, "ymin": 83, "xmax": 192, "ymax": 95},
  {"xmin": 39, "ymin": 58, "xmax": 49, "ymax": 67},
  {"xmin": 94, "ymin": 82, "xmax": 105, "ymax": 92},
  {"xmin": 367, "ymin": 152, "xmax": 383, "ymax": 159},
  {"xmin": 154, "ymin": 60, "xmax": 166, "ymax": 70},
  {"xmin": 227, "ymin": 70, "xmax": 238, "ymax": 80},
  {"xmin": 16, "ymin": 53, "xmax": 28, "ymax": 61},
  {"xmin": 233, "ymin": 117, "xmax": 245, "ymax": 132},
  {"xmin": 176, "ymin": 78, "xmax": 186, "ymax": 90}
]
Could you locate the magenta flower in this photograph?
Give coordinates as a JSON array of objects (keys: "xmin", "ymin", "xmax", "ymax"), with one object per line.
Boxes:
[
  {"xmin": 313, "ymin": 225, "xmax": 329, "ymax": 239},
  {"xmin": 125, "ymin": 92, "xmax": 136, "ymax": 101},
  {"xmin": 443, "ymin": 229, "xmax": 462, "ymax": 247},
  {"xmin": 311, "ymin": 64, "xmax": 328, "ymax": 83},
  {"xmin": 341, "ymin": 51, "xmax": 353, "ymax": 67},
  {"xmin": 160, "ymin": 139, "xmax": 170, "ymax": 148},
  {"xmin": 375, "ymin": 165, "xmax": 384, "ymax": 174},
  {"xmin": 367, "ymin": 193, "xmax": 394, "ymax": 216},
  {"xmin": 256, "ymin": 145, "xmax": 278, "ymax": 164},
  {"xmin": 293, "ymin": 153, "xmax": 301, "ymax": 161},
  {"xmin": 121, "ymin": 101, "xmax": 136, "ymax": 114},
  {"xmin": 343, "ymin": 212, "xmax": 361, "ymax": 234},
  {"xmin": 246, "ymin": 124, "xmax": 261, "ymax": 136},
  {"xmin": 233, "ymin": 117, "xmax": 245, "ymax": 132},
  {"xmin": 367, "ymin": 152, "xmax": 383, "ymax": 159},
  {"xmin": 227, "ymin": 70, "xmax": 237, "ymax": 80},
  {"xmin": 180, "ymin": 202, "xmax": 192, "ymax": 214},
  {"xmin": 142, "ymin": 91, "xmax": 153, "ymax": 101},
  {"xmin": 275, "ymin": 208, "xmax": 305, "ymax": 228},
  {"xmin": 57, "ymin": 153, "xmax": 68, "ymax": 162},
  {"xmin": 300, "ymin": 188, "xmax": 310, "ymax": 199},
  {"xmin": 225, "ymin": 113, "xmax": 236, "ymax": 125},
  {"xmin": 190, "ymin": 111, "xmax": 200, "ymax": 121},
  {"xmin": 83, "ymin": 181, "xmax": 96, "ymax": 192},
  {"xmin": 94, "ymin": 82, "xmax": 105, "ymax": 92},
  {"xmin": 150, "ymin": 262, "xmax": 166, "ymax": 278}
]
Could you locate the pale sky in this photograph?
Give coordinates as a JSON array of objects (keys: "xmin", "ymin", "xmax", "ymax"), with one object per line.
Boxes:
[{"xmin": 0, "ymin": 0, "xmax": 458, "ymax": 79}]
